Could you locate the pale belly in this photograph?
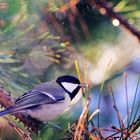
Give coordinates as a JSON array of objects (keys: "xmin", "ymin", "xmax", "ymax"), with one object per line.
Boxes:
[{"xmin": 27, "ymin": 94, "xmax": 71, "ymax": 122}]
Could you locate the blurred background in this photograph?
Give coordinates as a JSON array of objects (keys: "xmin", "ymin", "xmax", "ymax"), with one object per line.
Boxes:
[{"xmin": 0, "ymin": 0, "xmax": 140, "ymax": 139}]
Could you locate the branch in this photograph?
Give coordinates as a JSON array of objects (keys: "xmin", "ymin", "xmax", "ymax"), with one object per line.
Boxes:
[
  {"xmin": 90, "ymin": 0, "xmax": 140, "ymax": 41},
  {"xmin": 0, "ymin": 87, "xmax": 42, "ymax": 134}
]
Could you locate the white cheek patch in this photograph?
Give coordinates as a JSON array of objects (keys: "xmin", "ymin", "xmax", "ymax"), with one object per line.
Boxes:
[{"xmin": 61, "ymin": 82, "xmax": 79, "ymax": 93}]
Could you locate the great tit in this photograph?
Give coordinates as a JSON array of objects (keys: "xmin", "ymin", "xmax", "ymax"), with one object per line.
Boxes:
[{"xmin": 0, "ymin": 75, "xmax": 85, "ymax": 122}]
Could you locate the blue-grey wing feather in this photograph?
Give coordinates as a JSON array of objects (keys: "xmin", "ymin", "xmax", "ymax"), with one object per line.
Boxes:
[{"xmin": 14, "ymin": 82, "xmax": 65, "ymax": 112}]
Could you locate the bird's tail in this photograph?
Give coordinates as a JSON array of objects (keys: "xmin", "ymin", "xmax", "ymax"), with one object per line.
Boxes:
[{"xmin": 0, "ymin": 107, "xmax": 13, "ymax": 116}]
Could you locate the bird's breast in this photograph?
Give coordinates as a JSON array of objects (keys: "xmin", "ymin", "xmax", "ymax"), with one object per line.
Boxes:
[{"xmin": 26, "ymin": 93, "xmax": 71, "ymax": 122}]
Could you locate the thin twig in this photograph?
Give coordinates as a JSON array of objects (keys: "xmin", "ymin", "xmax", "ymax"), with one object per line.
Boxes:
[
  {"xmin": 97, "ymin": 59, "xmax": 112, "ymax": 138},
  {"xmin": 124, "ymin": 73, "xmax": 129, "ymax": 130},
  {"xmin": 105, "ymin": 114, "xmax": 140, "ymax": 139},
  {"xmin": 108, "ymin": 85, "xmax": 125, "ymax": 139},
  {"xmin": 124, "ymin": 116, "xmax": 140, "ymax": 140},
  {"xmin": 74, "ymin": 98, "xmax": 90, "ymax": 140},
  {"xmin": 129, "ymin": 75, "xmax": 140, "ymax": 125},
  {"xmin": 4, "ymin": 117, "xmax": 32, "ymax": 140},
  {"xmin": 131, "ymin": 86, "xmax": 140, "ymax": 126}
]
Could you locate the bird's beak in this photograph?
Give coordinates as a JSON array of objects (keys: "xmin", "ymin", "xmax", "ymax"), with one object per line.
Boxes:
[{"xmin": 79, "ymin": 83, "xmax": 88, "ymax": 88}]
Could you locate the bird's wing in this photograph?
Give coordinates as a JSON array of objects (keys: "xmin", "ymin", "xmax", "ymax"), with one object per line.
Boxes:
[{"xmin": 13, "ymin": 89, "xmax": 65, "ymax": 112}]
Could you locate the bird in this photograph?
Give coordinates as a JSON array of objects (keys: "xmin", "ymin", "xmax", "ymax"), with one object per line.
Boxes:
[{"xmin": 0, "ymin": 75, "xmax": 86, "ymax": 122}]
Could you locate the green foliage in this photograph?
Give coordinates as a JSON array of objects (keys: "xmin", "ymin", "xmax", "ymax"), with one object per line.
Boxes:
[
  {"xmin": 111, "ymin": 0, "xmax": 140, "ymax": 27},
  {"xmin": 40, "ymin": 115, "xmax": 70, "ymax": 140},
  {"xmin": 0, "ymin": 0, "xmax": 21, "ymax": 31},
  {"xmin": 0, "ymin": 0, "xmax": 140, "ymax": 139}
]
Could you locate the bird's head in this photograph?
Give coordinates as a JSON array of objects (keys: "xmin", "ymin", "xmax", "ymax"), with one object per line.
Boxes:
[{"xmin": 56, "ymin": 75, "xmax": 86, "ymax": 100}]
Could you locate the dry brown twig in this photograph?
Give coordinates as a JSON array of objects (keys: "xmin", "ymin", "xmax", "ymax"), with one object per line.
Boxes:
[
  {"xmin": 4, "ymin": 117, "xmax": 32, "ymax": 140},
  {"xmin": 74, "ymin": 98, "xmax": 90, "ymax": 140}
]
